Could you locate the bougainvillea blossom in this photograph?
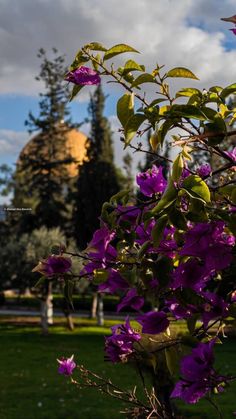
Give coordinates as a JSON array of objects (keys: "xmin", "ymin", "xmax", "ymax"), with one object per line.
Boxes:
[
  {"xmin": 136, "ymin": 165, "xmax": 167, "ymax": 197},
  {"xmin": 137, "ymin": 311, "xmax": 170, "ymax": 334},
  {"xmin": 171, "ymin": 340, "xmax": 227, "ymax": 404},
  {"xmin": 105, "ymin": 318, "xmax": 141, "ymax": 363},
  {"xmin": 57, "ymin": 355, "xmax": 76, "ymax": 376},
  {"xmin": 65, "ymin": 66, "xmax": 101, "ymax": 85},
  {"xmin": 33, "ymin": 255, "xmax": 72, "ymax": 277},
  {"xmin": 117, "ymin": 288, "xmax": 144, "ymax": 312},
  {"xmin": 197, "ymin": 164, "xmax": 212, "ymax": 178}
]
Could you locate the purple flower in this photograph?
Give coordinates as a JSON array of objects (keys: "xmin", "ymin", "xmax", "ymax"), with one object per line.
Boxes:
[
  {"xmin": 224, "ymin": 147, "xmax": 236, "ymax": 162},
  {"xmin": 105, "ymin": 317, "xmax": 141, "ymax": 363},
  {"xmin": 82, "ymin": 226, "xmax": 117, "ymax": 276},
  {"xmin": 197, "ymin": 164, "xmax": 211, "ymax": 178},
  {"xmin": 86, "ymin": 226, "xmax": 115, "ymax": 255},
  {"xmin": 201, "ymin": 291, "xmax": 229, "ymax": 328},
  {"xmin": 98, "ymin": 269, "xmax": 129, "ymax": 293},
  {"xmin": 135, "ymin": 222, "xmax": 177, "ymax": 257},
  {"xmin": 116, "ymin": 205, "xmax": 142, "ymax": 225},
  {"xmin": 57, "ymin": 355, "xmax": 76, "ymax": 376},
  {"xmin": 65, "ymin": 66, "xmax": 101, "ymax": 85},
  {"xmin": 33, "ymin": 255, "xmax": 72, "ymax": 277},
  {"xmin": 117, "ymin": 288, "xmax": 144, "ymax": 312},
  {"xmin": 136, "ymin": 165, "xmax": 167, "ymax": 197},
  {"xmin": 166, "ymin": 297, "xmax": 196, "ymax": 320},
  {"xmin": 180, "ymin": 221, "xmax": 234, "ymax": 271},
  {"xmin": 137, "ymin": 311, "xmax": 169, "ymax": 334},
  {"xmin": 171, "ymin": 340, "xmax": 227, "ymax": 404},
  {"xmin": 171, "ymin": 258, "xmax": 211, "ymax": 292}
]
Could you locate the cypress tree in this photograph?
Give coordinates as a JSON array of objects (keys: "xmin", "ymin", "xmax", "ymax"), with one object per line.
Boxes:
[{"xmin": 74, "ymin": 85, "xmax": 121, "ymax": 248}]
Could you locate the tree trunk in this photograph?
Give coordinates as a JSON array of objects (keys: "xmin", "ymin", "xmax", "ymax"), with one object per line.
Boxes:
[
  {"xmin": 91, "ymin": 292, "xmax": 98, "ymax": 319},
  {"xmin": 97, "ymin": 293, "xmax": 104, "ymax": 326},
  {"xmin": 61, "ymin": 296, "xmax": 74, "ymax": 331},
  {"xmin": 40, "ymin": 282, "xmax": 53, "ymax": 334}
]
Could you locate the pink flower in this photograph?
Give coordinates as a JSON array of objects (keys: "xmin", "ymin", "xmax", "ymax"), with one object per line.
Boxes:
[
  {"xmin": 57, "ymin": 355, "xmax": 76, "ymax": 376},
  {"xmin": 197, "ymin": 164, "xmax": 211, "ymax": 178},
  {"xmin": 136, "ymin": 165, "xmax": 167, "ymax": 197},
  {"xmin": 65, "ymin": 66, "xmax": 101, "ymax": 85},
  {"xmin": 32, "ymin": 255, "xmax": 72, "ymax": 277}
]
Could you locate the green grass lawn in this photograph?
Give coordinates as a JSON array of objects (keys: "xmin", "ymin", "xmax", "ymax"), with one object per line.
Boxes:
[{"xmin": 0, "ymin": 318, "xmax": 236, "ymax": 419}]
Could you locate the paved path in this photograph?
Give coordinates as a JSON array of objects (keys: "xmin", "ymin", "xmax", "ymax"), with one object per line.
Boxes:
[{"xmin": 0, "ymin": 308, "xmax": 131, "ymax": 319}]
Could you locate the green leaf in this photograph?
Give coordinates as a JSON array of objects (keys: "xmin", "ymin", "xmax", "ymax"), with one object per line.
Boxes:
[
  {"xmin": 151, "ymin": 215, "xmax": 168, "ymax": 247},
  {"xmin": 149, "ymin": 131, "xmax": 160, "ymax": 151},
  {"xmin": 187, "ymin": 316, "xmax": 198, "ymax": 334},
  {"xmin": 209, "ymin": 86, "xmax": 222, "ymax": 93},
  {"xmin": 84, "ymin": 42, "xmax": 107, "ymax": 51},
  {"xmin": 155, "ymin": 120, "xmax": 173, "ymax": 147},
  {"xmin": 165, "ymin": 346, "xmax": 179, "ymax": 376},
  {"xmin": 176, "ymin": 288, "xmax": 205, "ymax": 307},
  {"xmin": 69, "ymin": 84, "xmax": 84, "ymax": 101},
  {"xmin": 93, "ymin": 269, "xmax": 109, "ymax": 285},
  {"xmin": 69, "ymin": 51, "xmax": 90, "ymax": 70},
  {"xmin": 110, "ymin": 189, "xmax": 130, "ymax": 204},
  {"xmin": 166, "ymin": 67, "xmax": 199, "ymax": 80},
  {"xmin": 168, "ymin": 207, "xmax": 187, "ymax": 230},
  {"xmin": 91, "ymin": 53, "xmax": 101, "ymax": 71},
  {"xmin": 201, "ymin": 106, "xmax": 218, "ymax": 121},
  {"xmin": 182, "ymin": 175, "xmax": 211, "ymax": 203},
  {"xmin": 131, "ymin": 73, "xmax": 156, "ymax": 88},
  {"xmin": 149, "ymin": 98, "xmax": 166, "ymax": 107},
  {"xmin": 176, "ymin": 88, "xmax": 202, "ymax": 98},
  {"xmin": 151, "ymin": 180, "xmax": 178, "ymax": 215},
  {"xmin": 117, "ymin": 93, "xmax": 134, "ymax": 129},
  {"xmin": 124, "ymin": 113, "xmax": 146, "ymax": 146},
  {"xmin": 220, "ymin": 83, "xmax": 236, "ymax": 100},
  {"xmin": 104, "ymin": 44, "xmax": 139, "ymax": 61},
  {"xmin": 137, "ymin": 240, "xmax": 151, "ymax": 260},
  {"xmin": 204, "ymin": 117, "xmax": 226, "ymax": 145},
  {"xmin": 171, "ymin": 154, "xmax": 184, "ymax": 182},
  {"xmin": 122, "ymin": 59, "xmax": 145, "ymax": 75},
  {"xmin": 170, "ymin": 104, "xmax": 207, "ymax": 121},
  {"xmin": 64, "ymin": 279, "xmax": 74, "ymax": 308}
]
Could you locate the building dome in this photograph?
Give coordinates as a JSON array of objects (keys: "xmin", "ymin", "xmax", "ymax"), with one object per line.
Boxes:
[{"xmin": 18, "ymin": 125, "xmax": 88, "ymax": 178}]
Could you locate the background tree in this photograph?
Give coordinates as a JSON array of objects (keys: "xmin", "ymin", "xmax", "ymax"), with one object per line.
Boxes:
[
  {"xmin": 13, "ymin": 48, "xmax": 77, "ymax": 236},
  {"xmin": 74, "ymin": 85, "xmax": 121, "ymax": 249},
  {"xmin": 122, "ymin": 153, "xmax": 134, "ymax": 191}
]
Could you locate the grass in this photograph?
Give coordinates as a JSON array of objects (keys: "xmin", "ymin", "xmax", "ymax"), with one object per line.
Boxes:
[{"xmin": 0, "ymin": 318, "xmax": 236, "ymax": 419}]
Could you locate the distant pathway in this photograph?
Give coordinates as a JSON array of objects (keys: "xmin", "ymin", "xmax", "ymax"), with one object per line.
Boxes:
[{"xmin": 0, "ymin": 308, "xmax": 131, "ymax": 319}]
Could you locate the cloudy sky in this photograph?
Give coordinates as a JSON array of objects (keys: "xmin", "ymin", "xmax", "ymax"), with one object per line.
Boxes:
[{"xmin": 0, "ymin": 0, "xmax": 236, "ymax": 178}]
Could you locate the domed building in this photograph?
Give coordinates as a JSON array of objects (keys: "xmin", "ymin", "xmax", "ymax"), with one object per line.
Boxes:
[{"xmin": 18, "ymin": 123, "xmax": 88, "ymax": 178}]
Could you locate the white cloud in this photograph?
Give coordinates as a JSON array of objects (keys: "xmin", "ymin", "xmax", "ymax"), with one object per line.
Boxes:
[
  {"xmin": 0, "ymin": 0, "xmax": 235, "ymax": 96},
  {"xmin": 0, "ymin": 129, "xmax": 29, "ymax": 158}
]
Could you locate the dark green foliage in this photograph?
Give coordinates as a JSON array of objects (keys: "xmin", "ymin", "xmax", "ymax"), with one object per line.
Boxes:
[
  {"xmin": 74, "ymin": 86, "xmax": 121, "ymax": 248},
  {"xmin": 0, "ymin": 227, "xmax": 68, "ymax": 291}
]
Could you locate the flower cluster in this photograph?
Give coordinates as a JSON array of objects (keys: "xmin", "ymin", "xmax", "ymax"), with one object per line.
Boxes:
[
  {"xmin": 105, "ymin": 318, "xmax": 141, "ymax": 363},
  {"xmin": 171, "ymin": 340, "xmax": 228, "ymax": 404},
  {"xmin": 48, "ymin": 42, "xmax": 236, "ymax": 414},
  {"xmin": 72, "ymin": 161, "xmax": 235, "ymax": 405}
]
